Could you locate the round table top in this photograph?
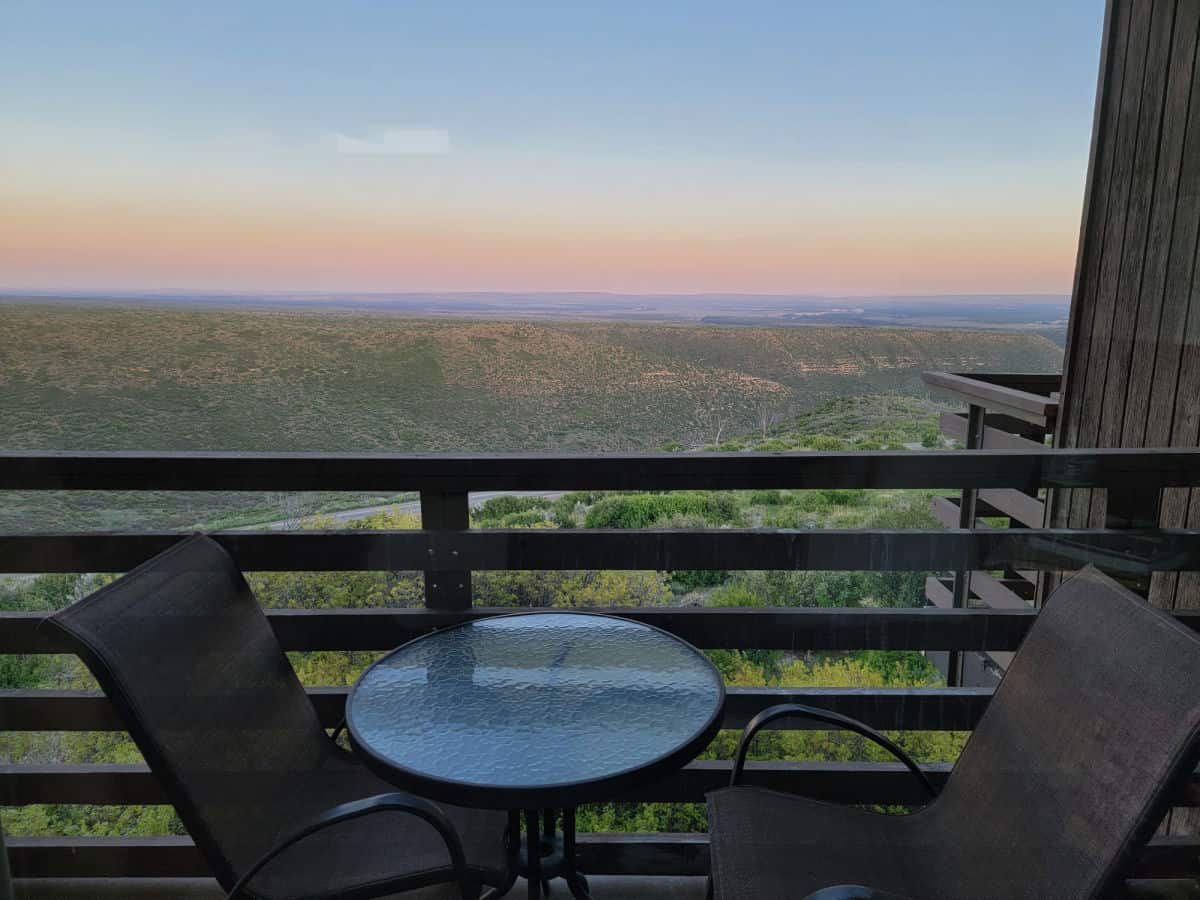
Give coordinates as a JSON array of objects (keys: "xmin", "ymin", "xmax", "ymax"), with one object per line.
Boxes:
[{"xmin": 346, "ymin": 611, "xmax": 725, "ymax": 809}]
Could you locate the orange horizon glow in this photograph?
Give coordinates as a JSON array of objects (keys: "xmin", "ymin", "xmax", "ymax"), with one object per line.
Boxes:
[{"xmin": 0, "ymin": 181, "xmax": 1080, "ymax": 296}]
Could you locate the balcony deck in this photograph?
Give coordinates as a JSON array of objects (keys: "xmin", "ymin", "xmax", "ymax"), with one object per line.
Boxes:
[{"xmin": 3, "ymin": 434, "xmax": 1200, "ymax": 895}]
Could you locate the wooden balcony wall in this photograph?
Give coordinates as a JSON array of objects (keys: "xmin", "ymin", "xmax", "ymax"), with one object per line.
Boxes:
[
  {"xmin": 1050, "ymin": 0, "xmax": 1200, "ymax": 620},
  {"xmin": 3, "ymin": 448, "xmax": 1200, "ymax": 890}
]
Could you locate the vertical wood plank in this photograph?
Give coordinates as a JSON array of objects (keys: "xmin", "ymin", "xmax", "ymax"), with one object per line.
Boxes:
[
  {"xmin": 1095, "ymin": 0, "xmax": 1178, "ymax": 462},
  {"xmin": 1167, "ymin": 261, "xmax": 1200, "ymax": 609},
  {"xmin": 1053, "ymin": 0, "xmax": 1134, "ymax": 532},
  {"xmin": 1071, "ymin": 0, "xmax": 1155, "ymax": 528},
  {"xmin": 1122, "ymin": 1, "xmax": 1200, "ymax": 450},
  {"xmin": 1058, "ymin": 0, "xmax": 1132, "ymax": 458},
  {"xmin": 1147, "ymin": 1, "xmax": 1200, "ymax": 609}
]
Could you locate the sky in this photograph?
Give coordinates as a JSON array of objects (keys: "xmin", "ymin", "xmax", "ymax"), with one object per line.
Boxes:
[{"xmin": 0, "ymin": 1, "xmax": 1106, "ymax": 296}]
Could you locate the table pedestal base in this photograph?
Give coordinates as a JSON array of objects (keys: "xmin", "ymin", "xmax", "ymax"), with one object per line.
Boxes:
[{"xmin": 513, "ymin": 808, "xmax": 591, "ymax": 900}]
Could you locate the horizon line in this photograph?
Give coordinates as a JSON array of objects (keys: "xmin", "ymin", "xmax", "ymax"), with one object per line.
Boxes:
[{"xmin": 0, "ymin": 288, "xmax": 1072, "ymax": 302}]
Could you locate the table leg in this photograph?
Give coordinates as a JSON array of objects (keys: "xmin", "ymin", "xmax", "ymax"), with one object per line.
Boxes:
[
  {"xmin": 562, "ymin": 808, "xmax": 591, "ymax": 900},
  {"xmin": 541, "ymin": 808, "xmax": 555, "ymax": 895},
  {"xmin": 525, "ymin": 809, "xmax": 541, "ymax": 900}
]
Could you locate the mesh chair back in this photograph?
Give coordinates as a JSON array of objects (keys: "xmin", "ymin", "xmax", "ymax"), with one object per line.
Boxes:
[
  {"xmin": 48, "ymin": 535, "xmax": 334, "ymax": 889},
  {"xmin": 924, "ymin": 566, "xmax": 1200, "ymax": 896}
]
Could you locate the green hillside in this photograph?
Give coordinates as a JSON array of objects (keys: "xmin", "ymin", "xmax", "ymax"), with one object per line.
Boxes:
[
  {"xmin": 0, "ymin": 303, "xmax": 1057, "ymax": 532},
  {"xmin": 1, "ymin": 302, "xmax": 1061, "ymax": 453}
]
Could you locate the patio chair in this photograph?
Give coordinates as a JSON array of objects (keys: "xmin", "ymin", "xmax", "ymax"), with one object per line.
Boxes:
[
  {"xmin": 47, "ymin": 534, "xmax": 514, "ymax": 900},
  {"xmin": 706, "ymin": 566, "xmax": 1200, "ymax": 899}
]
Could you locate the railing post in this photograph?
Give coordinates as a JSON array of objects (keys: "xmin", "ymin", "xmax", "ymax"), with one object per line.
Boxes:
[
  {"xmin": 947, "ymin": 403, "xmax": 986, "ymax": 687},
  {"xmin": 420, "ymin": 491, "xmax": 472, "ymax": 610}
]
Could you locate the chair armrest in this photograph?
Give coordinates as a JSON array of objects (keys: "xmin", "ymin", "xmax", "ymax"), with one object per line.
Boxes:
[
  {"xmin": 227, "ymin": 791, "xmax": 474, "ymax": 899},
  {"xmin": 731, "ymin": 703, "xmax": 938, "ymax": 801},
  {"xmin": 804, "ymin": 885, "xmax": 915, "ymax": 900}
]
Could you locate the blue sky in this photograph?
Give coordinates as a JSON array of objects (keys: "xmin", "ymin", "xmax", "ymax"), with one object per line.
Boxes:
[{"xmin": 1, "ymin": 1, "xmax": 1106, "ymax": 294}]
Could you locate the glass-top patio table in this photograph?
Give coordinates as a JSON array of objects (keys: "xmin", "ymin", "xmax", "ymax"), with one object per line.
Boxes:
[{"xmin": 347, "ymin": 611, "xmax": 726, "ymax": 900}]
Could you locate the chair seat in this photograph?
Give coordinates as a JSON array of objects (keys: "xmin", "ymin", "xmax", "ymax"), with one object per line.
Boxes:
[
  {"xmin": 707, "ymin": 787, "xmax": 926, "ymax": 900},
  {"xmin": 242, "ymin": 751, "xmax": 509, "ymax": 899}
]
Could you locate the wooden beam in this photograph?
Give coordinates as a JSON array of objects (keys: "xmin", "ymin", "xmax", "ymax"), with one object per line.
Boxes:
[
  {"xmin": 0, "ymin": 760, "xmax": 958, "ymax": 807},
  {"xmin": 938, "ymin": 413, "xmax": 1049, "ymax": 452},
  {"xmin": 924, "ymin": 576, "xmax": 954, "ymax": 609},
  {"xmin": 9, "ymin": 758, "xmax": 1196, "ymax": 810},
  {"xmin": 937, "ymin": 575, "xmax": 1035, "ymax": 603},
  {"xmin": 3, "ymin": 526, "xmax": 1199, "ymax": 576},
  {"xmin": 0, "ymin": 686, "xmax": 994, "ymax": 733},
  {"xmin": 927, "ymin": 574, "xmax": 1020, "ymax": 672},
  {"xmin": 922, "ymin": 373, "xmax": 1058, "ymax": 426},
  {"xmin": 1131, "ymin": 835, "xmax": 1200, "ymax": 879},
  {"xmin": 419, "ymin": 490, "xmax": 471, "ymax": 610},
  {"xmin": 928, "ymin": 502, "xmax": 1039, "ymax": 583},
  {"xmin": 977, "ymin": 489, "xmax": 1046, "ymax": 529},
  {"xmin": 6, "ymin": 834, "xmax": 1197, "ymax": 881},
  {"xmin": 952, "ymin": 373, "xmax": 1062, "ymax": 395},
  {"xmin": 5, "ymin": 836, "xmax": 209, "ymax": 879},
  {"xmin": 4, "ymin": 448, "xmax": 1200, "ymax": 492},
  {"xmin": 7, "ymin": 604, "xmax": 1199, "ymax": 657},
  {"xmin": 966, "ymin": 571, "xmax": 1031, "ymax": 611},
  {"xmin": 0, "ymin": 605, "xmax": 1043, "ymax": 654}
]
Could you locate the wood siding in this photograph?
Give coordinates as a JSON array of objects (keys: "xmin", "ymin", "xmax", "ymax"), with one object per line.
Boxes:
[{"xmin": 1053, "ymin": 0, "xmax": 1200, "ymax": 614}]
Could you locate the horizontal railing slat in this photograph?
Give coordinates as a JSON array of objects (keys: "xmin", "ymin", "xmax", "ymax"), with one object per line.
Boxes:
[
  {"xmin": 3, "ymin": 447, "xmax": 1199, "ymax": 492},
  {"xmin": 3, "ymin": 527, "xmax": 1198, "ymax": 575},
  {"xmin": 0, "ymin": 686, "xmax": 994, "ymax": 733},
  {"xmin": 6, "ymin": 836, "xmax": 209, "ymax": 879},
  {"xmin": 5, "ymin": 758, "xmax": 1199, "ymax": 808},
  {"xmin": 7, "ymin": 606, "xmax": 1198, "ymax": 655},
  {"xmin": 6, "ymin": 834, "xmax": 1195, "ymax": 881},
  {"xmin": 1, "ymin": 760, "xmax": 962, "ymax": 807},
  {"xmin": 0, "ymin": 606, "xmax": 1042, "ymax": 653}
]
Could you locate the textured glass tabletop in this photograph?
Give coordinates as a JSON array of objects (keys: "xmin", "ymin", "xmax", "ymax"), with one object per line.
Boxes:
[{"xmin": 347, "ymin": 612, "xmax": 724, "ymax": 807}]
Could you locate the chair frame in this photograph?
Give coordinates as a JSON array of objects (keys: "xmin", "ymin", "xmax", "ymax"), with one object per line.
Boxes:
[
  {"xmin": 46, "ymin": 536, "xmax": 507, "ymax": 900},
  {"xmin": 709, "ymin": 572, "xmax": 1200, "ymax": 900},
  {"xmin": 730, "ymin": 703, "xmax": 937, "ymax": 799}
]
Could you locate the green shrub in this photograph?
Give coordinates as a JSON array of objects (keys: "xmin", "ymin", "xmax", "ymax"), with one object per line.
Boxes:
[
  {"xmin": 549, "ymin": 491, "xmax": 602, "ymax": 527},
  {"xmin": 767, "ymin": 506, "xmax": 815, "ymax": 528},
  {"xmin": 671, "ymin": 569, "xmax": 730, "ymax": 592},
  {"xmin": 819, "ymin": 489, "xmax": 867, "ymax": 506},
  {"xmin": 747, "ymin": 489, "xmax": 784, "ymax": 506},
  {"xmin": 753, "ymin": 438, "xmax": 791, "ymax": 451},
  {"xmin": 709, "ymin": 583, "xmax": 761, "ymax": 607},
  {"xmin": 499, "ymin": 509, "xmax": 550, "ymax": 527},
  {"xmin": 659, "ymin": 440, "xmax": 684, "ymax": 452},
  {"xmin": 804, "ymin": 434, "xmax": 850, "ymax": 451},
  {"xmin": 583, "ymin": 492, "xmax": 738, "ymax": 529},
  {"xmin": 475, "ymin": 494, "xmax": 551, "ymax": 522}
]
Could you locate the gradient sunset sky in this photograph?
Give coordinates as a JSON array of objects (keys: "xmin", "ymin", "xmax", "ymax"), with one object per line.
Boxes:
[{"xmin": 2, "ymin": 1, "xmax": 1105, "ymax": 296}]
